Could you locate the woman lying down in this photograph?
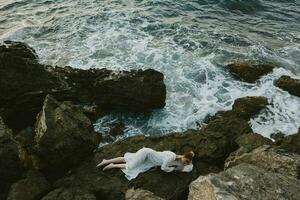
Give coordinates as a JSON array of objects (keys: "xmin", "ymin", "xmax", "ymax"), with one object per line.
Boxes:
[{"xmin": 96, "ymin": 147, "xmax": 194, "ymax": 180}]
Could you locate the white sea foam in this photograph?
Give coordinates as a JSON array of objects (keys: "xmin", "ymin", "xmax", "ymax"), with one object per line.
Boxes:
[{"xmin": 1, "ymin": 0, "xmax": 300, "ymax": 139}]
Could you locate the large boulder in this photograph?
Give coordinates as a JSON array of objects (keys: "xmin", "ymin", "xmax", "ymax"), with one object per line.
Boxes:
[
  {"xmin": 0, "ymin": 117, "xmax": 23, "ymax": 199},
  {"xmin": 278, "ymin": 128, "xmax": 300, "ymax": 155},
  {"xmin": 232, "ymin": 96, "xmax": 268, "ymax": 119},
  {"xmin": 188, "ymin": 163, "xmax": 300, "ymax": 200},
  {"xmin": 0, "ymin": 41, "xmax": 166, "ymax": 131},
  {"xmin": 227, "ymin": 62, "xmax": 274, "ymax": 83},
  {"xmin": 275, "ymin": 75, "xmax": 300, "ymax": 97},
  {"xmin": 7, "ymin": 170, "xmax": 51, "ymax": 200},
  {"xmin": 225, "ymin": 145, "xmax": 300, "ymax": 179},
  {"xmin": 18, "ymin": 95, "xmax": 101, "ymax": 178},
  {"xmin": 41, "ymin": 187, "xmax": 96, "ymax": 200},
  {"xmin": 44, "ymin": 96, "xmax": 267, "ymax": 200}
]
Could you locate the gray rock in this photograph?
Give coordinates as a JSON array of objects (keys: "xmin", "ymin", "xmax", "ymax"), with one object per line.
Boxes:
[
  {"xmin": 0, "ymin": 117, "xmax": 23, "ymax": 199},
  {"xmin": 188, "ymin": 163, "xmax": 300, "ymax": 200},
  {"xmin": 125, "ymin": 188, "xmax": 165, "ymax": 200},
  {"xmin": 225, "ymin": 145, "xmax": 300, "ymax": 179}
]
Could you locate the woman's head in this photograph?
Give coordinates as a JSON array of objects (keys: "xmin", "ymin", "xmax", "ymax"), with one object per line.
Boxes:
[{"xmin": 179, "ymin": 150, "xmax": 194, "ymax": 165}]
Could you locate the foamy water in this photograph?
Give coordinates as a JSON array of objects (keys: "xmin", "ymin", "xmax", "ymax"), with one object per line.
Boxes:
[{"xmin": 1, "ymin": 0, "xmax": 300, "ymax": 139}]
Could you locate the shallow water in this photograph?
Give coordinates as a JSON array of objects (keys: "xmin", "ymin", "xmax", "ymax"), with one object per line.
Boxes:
[{"xmin": 1, "ymin": 0, "xmax": 300, "ymax": 139}]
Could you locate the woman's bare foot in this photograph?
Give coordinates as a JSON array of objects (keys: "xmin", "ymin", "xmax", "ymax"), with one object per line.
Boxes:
[
  {"xmin": 103, "ymin": 163, "xmax": 114, "ymax": 171},
  {"xmin": 96, "ymin": 159, "xmax": 108, "ymax": 168}
]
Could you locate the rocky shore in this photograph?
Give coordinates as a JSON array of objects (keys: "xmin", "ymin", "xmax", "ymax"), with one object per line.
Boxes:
[{"xmin": 0, "ymin": 41, "xmax": 300, "ymax": 200}]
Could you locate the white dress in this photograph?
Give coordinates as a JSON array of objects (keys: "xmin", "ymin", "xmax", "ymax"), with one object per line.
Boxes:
[{"xmin": 121, "ymin": 147, "xmax": 193, "ymax": 180}]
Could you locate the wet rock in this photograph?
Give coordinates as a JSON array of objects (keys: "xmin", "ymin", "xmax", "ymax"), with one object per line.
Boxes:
[
  {"xmin": 108, "ymin": 121, "xmax": 125, "ymax": 137},
  {"xmin": 0, "ymin": 41, "xmax": 166, "ymax": 131},
  {"xmin": 0, "ymin": 41, "xmax": 63, "ymax": 130},
  {"xmin": 0, "ymin": 116, "xmax": 23, "ymax": 199},
  {"xmin": 225, "ymin": 145, "xmax": 300, "ymax": 179},
  {"xmin": 227, "ymin": 62, "xmax": 274, "ymax": 83},
  {"xmin": 232, "ymin": 96, "xmax": 268, "ymax": 119},
  {"xmin": 125, "ymin": 188, "xmax": 165, "ymax": 200},
  {"xmin": 278, "ymin": 128, "xmax": 300, "ymax": 155},
  {"xmin": 270, "ymin": 132, "xmax": 285, "ymax": 145},
  {"xmin": 49, "ymin": 96, "xmax": 267, "ymax": 200},
  {"xmin": 275, "ymin": 75, "xmax": 300, "ymax": 97},
  {"xmin": 188, "ymin": 163, "xmax": 300, "ymax": 200},
  {"xmin": 19, "ymin": 95, "xmax": 101, "ymax": 178},
  {"xmin": 7, "ymin": 170, "xmax": 51, "ymax": 200},
  {"xmin": 41, "ymin": 187, "xmax": 96, "ymax": 200}
]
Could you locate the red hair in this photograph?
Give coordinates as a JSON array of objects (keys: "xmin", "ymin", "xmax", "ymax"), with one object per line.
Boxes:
[{"xmin": 183, "ymin": 150, "xmax": 194, "ymax": 162}]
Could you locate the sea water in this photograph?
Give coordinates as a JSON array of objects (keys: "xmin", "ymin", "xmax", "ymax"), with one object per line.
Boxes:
[{"xmin": 1, "ymin": 0, "xmax": 300, "ymax": 139}]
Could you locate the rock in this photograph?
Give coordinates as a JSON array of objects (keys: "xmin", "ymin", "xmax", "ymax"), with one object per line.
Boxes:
[
  {"xmin": 0, "ymin": 41, "xmax": 166, "ymax": 131},
  {"xmin": 278, "ymin": 128, "xmax": 300, "ymax": 155},
  {"xmin": 0, "ymin": 116, "xmax": 23, "ymax": 199},
  {"xmin": 188, "ymin": 163, "xmax": 300, "ymax": 200},
  {"xmin": 47, "ymin": 96, "xmax": 267, "ymax": 200},
  {"xmin": 0, "ymin": 41, "xmax": 63, "ymax": 130},
  {"xmin": 275, "ymin": 75, "xmax": 300, "ymax": 97},
  {"xmin": 108, "ymin": 121, "xmax": 125, "ymax": 137},
  {"xmin": 227, "ymin": 62, "xmax": 274, "ymax": 83},
  {"xmin": 7, "ymin": 170, "xmax": 51, "ymax": 200},
  {"xmin": 225, "ymin": 145, "xmax": 300, "ymax": 179},
  {"xmin": 270, "ymin": 132, "xmax": 285, "ymax": 145},
  {"xmin": 125, "ymin": 188, "xmax": 165, "ymax": 200},
  {"xmin": 19, "ymin": 95, "xmax": 101, "ymax": 178},
  {"xmin": 41, "ymin": 187, "xmax": 96, "ymax": 200},
  {"xmin": 232, "ymin": 96, "xmax": 268, "ymax": 119},
  {"xmin": 234, "ymin": 132, "xmax": 273, "ymax": 153}
]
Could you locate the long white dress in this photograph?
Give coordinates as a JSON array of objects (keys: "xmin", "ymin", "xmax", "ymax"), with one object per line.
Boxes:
[{"xmin": 121, "ymin": 147, "xmax": 193, "ymax": 180}]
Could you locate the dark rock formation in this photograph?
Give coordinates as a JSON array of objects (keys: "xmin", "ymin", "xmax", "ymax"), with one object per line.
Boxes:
[
  {"xmin": 278, "ymin": 128, "xmax": 300, "ymax": 155},
  {"xmin": 0, "ymin": 117, "xmax": 24, "ymax": 200},
  {"xmin": 227, "ymin": 62, "xmax": 274, "ymax": 83},
  {"xmin": 0, "ymin": 41, "xmax": 166, "ymax": 131},
  {"xmin": 232, "ymin": 96, "xmax": 268, "ymax": 119},
  {"xmin": 188, "ymin": 163, "xmax": 300, "ymax": 200},
  {"xmin": 108, "ymin": 121, "xmax": 125, "ymax": 137},
  {"xmin": 41, "ymin": 187, "xmax": 96, "ymax": 200},
  {"xmin": 17, "ymin": 95, "xmax": 101, "ymax": 178},
  {"xmin": 7, "ymin": 170, "xmax": 51, "ymax": 200},
  {"xmin": 275, "ymin": 75, "xmax": 300, "ymax": 97},
  {"xmin": 42, "ymin": 96, "xmax": 267, "ymax": 200}
]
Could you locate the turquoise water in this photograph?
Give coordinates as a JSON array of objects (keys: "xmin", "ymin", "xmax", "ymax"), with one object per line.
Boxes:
[{"xmin": 1, "ymin": 0, "xmax": 300, "ymax": 139}]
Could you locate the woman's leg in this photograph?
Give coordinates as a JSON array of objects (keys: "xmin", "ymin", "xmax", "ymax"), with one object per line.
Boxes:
[
  {"xmin": 103, "ymin": 163, "xmax": 126, "ymax": 171},
  {"xmin": 97, "ymin": 157, "xmax": 125, "ymax": 167}
]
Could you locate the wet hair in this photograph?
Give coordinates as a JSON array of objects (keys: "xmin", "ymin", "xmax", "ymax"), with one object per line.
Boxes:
[{"xmin": 182, "ymin": 150, "xmax": 195, "ymax": 163}]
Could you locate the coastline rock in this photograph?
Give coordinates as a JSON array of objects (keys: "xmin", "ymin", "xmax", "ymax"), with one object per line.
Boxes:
[
  {"xmin": 41, "ymin": 187, "xmax": 96, "ymax": 200},
  {"xmin": 0, "ymin": 117, "xmax": 23, "ymax": 199},
  {"xmin": 46, "ymin": 96, "xmax": 267, "ymax": 200},
  {"xmin": 125, "ymin": 188, "xmax": 165, "ymax": 200},
  {"xmin": 227, "ymin": 62, "xmax": 274, "ymax": 83},
  {"xmin": 0, "ymin": 41, "xmax": 166, "ymax": 131},
  {"xmin": 275, "ymin": 75, "xmax": 300, "ymax": 97},
  {"xmin": 225, "ymin": 145, "xmax": 300, "ymax": 179},
  {"xmin": 278, "ymin": 128, "xmax": 300, "ymax": 155},
  {"xmin": 7, "ymin": 170, "xmax": 51, "ymax": 200},
  {"xmin": 188, "ymin": 163, "xmax": 300, "ymax": 200},
  {"xmin": 234, "ymin": 132, "xmax": 273, "ymax": 153},
  {"xmin": 19, "ymin": 95, "xmax": 101, "ymax": 178},
  {"xmin": 232, "ymin": 96, "xmax": 268, "ymax": 119},
  {"xmin": 108, "ymin": 121, "xmax": 125, "ymax": 137}
]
